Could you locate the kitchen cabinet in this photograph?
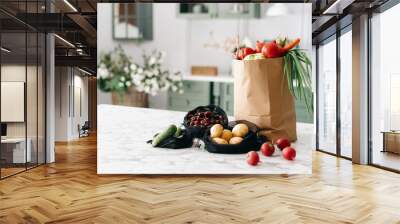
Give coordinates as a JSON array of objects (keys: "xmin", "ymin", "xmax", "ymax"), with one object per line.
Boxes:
[
  {"xmin": 177, "ymin": 3, "xmax": 217, "ymax": 19},
  {"xmin": 295, "ymin": 99, "xmax": 313, "ymax": 124},
  {"xmin": 168, "ymin": 81, "xmax": 233, "ymax": 115},
  {"xmin": 212, "ymin": 83, "xmax": 234, "ymax": 116},
  {"xmin": 295, "ymin": 88, "xmax": 313, "ymax": 123},
  {"xmin": 214, "ymin": 3, "xmax": 260, "ymax": 19},
  {"xmin": 168, "ymin": 81, "xmax": 211, "ymax": 112},
  {"xmin": 177, "ymin": 3, "xmax": 260, "ymax": 19}
]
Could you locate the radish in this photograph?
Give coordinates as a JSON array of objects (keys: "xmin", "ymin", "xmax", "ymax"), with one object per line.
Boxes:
[
  {"xmin": 260, "ymin": 142, "xmax": 275, "ymax": 157},
  {"xmin": 276, "ymin": 138, "xmax": 290, "ymax": 150},
  {"xmin": 282, "ymin": 147, "xmax": 296, "ymax": 160},
  {"xmin": 247, "ymin": 151, "xmax": 260, "ymax": 166}
]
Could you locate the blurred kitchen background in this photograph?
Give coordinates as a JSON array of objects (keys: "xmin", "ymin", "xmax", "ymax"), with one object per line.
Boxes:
[{"xmin": 97, "ymin": 3, "xmax": 313, "ymax": 123}]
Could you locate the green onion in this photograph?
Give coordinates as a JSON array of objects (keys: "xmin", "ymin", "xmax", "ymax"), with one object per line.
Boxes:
[{"xmin": 283, "ymin": 49, "xmax": 313, "ymax": 113}]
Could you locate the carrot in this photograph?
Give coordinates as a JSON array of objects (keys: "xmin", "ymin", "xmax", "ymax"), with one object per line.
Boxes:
[{"xmin": 281, "ymin": 38, "xmax": 301, "ymax": 52}]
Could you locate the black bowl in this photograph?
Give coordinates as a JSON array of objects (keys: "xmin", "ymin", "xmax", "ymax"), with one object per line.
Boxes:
[
  {"xmin": 203, "ymin": 120, "xmax": 267, "ymax": 154},
  {"xmin": 183, "ymin": 105, "xmax": 229, "ymax": 138}
]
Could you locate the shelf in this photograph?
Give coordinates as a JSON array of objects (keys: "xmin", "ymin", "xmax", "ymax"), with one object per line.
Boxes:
[{"xmin": 182, "ymin": 75, "xmax": 234, "ymax": 83}]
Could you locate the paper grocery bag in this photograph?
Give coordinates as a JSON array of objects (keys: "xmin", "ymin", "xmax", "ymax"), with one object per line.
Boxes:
[{"xmin": 232, "ymin": 58, "xmax": 297, "ymax": 142}]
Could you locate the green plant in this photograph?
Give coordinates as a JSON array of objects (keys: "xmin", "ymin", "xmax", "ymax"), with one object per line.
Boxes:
[
  {"xmin": 283, "ymin": 49, "xmax": 313, "ymax": 113},
  {"xmin": 97, "ymin": 46, "xmax": 133, "ymax": 96}
]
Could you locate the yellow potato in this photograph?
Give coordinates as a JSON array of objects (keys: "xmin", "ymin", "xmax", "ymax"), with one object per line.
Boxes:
[
  {"xmin": 210, "ymin": 124, "xmax": 224, "ymax": 138},
  {"xmin": 232, "ymin": 123, "xmax": 249, "ymax": 137},
  {"xmin": 221, "ymin": 129, "xmax": 233, "ymax": 142},
  {"xmin": 213, "ymin": 137, "xmax": 228, "ymax": 145},
  {"xmin": 229, "ymin": 137, "xmax": 243, "ymax": 144}
]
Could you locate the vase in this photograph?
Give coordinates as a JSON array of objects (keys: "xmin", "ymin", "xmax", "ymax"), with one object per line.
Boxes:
[{"xmin": 112, "ymin": 87, "xmax": 149, "ymax": 108}]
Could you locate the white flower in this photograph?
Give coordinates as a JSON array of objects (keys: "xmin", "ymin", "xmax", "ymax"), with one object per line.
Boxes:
[
  {"xmin": 98, "ymin": 64, "xmax": 109, "ymax": 78},
  {"xmin": 170, "ymin": 73, "xmax": 181, "ymax": 81},
  {"xmin": 133, "ymin": 75, "xmax": 143, "ymax": 85},
  {"xmin": 99, "ymin": 49, "xmax": 185, "ymax": 95},
  {"xmin": 153, "ymin": 82, "xmax": 159, "ymax": 91},
  {"xmin": 178, "ymin": 89, "xmax": 184, "ymax": 94},
  {"xmin": 161, "ymin": 85, "xmax": 168, "ymax": 91},
  {"xmin": 145, "ymin": 71, "xmax": 152, "ymax": 78},
  {"xmin": 148, "ymin": 56, "xmax": 156, "ymax": 65}
]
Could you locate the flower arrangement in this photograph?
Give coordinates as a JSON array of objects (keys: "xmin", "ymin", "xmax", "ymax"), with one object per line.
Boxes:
[{"xmin": 98, "ymin": 46, "xmax": 183, "ymax": 98}]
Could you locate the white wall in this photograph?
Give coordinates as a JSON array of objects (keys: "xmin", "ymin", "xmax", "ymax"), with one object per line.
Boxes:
[
  {"xmin": 72, "ymin": 74, "xmax": 89, "ymax": 138},
  {"xmin": 55, "ymin": 67, "xmax": 68, "ymax": 141},
  {"xmin": 97, "ymin": 3, "xmax": 312, "ymax": 109},
  {"xmin": 55, "ymin": 67, "xmax": 89, "ymax": 141}
]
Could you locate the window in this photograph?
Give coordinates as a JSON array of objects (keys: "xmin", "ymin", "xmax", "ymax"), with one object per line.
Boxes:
[
  {"xmin": 112, "ymin": 3, "xmax": 153, "ymax": 40},
  {"xmin": 0, "ymin": 1, "xmax": 46, "ymax": 179},
  {"xmin": 316, "ymin": 24, "xmax": 353, "ymax": 159},
  {"xmin": 370, "ymin": 3, "xmax": 400, "ymax": 171},
  {"xmin": 317, "ymin": 36, "xmax": 337, "ymax": 154},
  {"xmin": 339, "ymin": 28, "xmax": 352, "ymax": 158}
]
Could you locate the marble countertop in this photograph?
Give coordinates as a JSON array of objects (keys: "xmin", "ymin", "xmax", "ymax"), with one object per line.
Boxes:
[{"xmin": 98, "ymin": 105, "xmax": 313, "ymax": 174}]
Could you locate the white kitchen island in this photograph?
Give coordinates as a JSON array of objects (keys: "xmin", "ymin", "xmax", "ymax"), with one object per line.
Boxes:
[{"xmin": 98, "ymin": 105, "xmax": 313, "ymax": 175}]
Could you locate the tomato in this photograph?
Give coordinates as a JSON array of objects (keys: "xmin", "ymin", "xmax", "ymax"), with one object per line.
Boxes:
[
  {"xmin": 262, "ymin": 41, "xmax": 284, "ymax": 58},
  {"xmin": 260, "ymin": 142, "xmax": 275, "ymax": 157},
  {"xmin": 233, "ymin": 47, "xmax": 256, "ymax": 60},
  {"xmin": 247, "ymin": 151, "xmax": 260, "ymax": 166},
  {"xmin": 282, "ymin": 147, "xmax": 296, "ymax": 160},
  {"xmin": 255, "ymin": 41, "xmax": 265, "ymax": 53},
  {"xmin": 241, "ymin": 47, "xmax": 255, "ymax": 60},
  {"xmin": 276, "ymin": 138, "xmax": 290, "ymax": 150}
]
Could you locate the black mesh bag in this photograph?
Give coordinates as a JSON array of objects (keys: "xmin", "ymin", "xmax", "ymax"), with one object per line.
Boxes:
[
  {"xmin": 147, "ymin": 129, "xmax": 194, "ymax": 149},
  {"xmin": 203, "ymin": 120, "xmax": 267, "ymax": 154},
  {"xmin": 183, "ymin": 105, "xmax": 229, "ymax": 138}
]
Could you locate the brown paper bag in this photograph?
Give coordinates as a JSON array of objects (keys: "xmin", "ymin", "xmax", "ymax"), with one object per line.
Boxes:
[{"xmin": 232, "ymin": 57, "xmax": 297, "ymax": 142}]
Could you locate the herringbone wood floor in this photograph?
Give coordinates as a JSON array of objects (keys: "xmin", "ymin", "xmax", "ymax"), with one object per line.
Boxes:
[{"xmin": 1, "ymin": 135, "xmax": 400, "ymax": 224}]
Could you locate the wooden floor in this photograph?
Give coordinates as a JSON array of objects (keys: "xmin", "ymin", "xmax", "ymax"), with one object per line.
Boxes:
[
  {"xmin": 372, "ymin": 150, "xmax": 400, "ymax": 171},
  {"xmin": 1, "ymin": 167, "xmax": 26, "ymax": 178},
  {"xmin": 0, "ymin": 135, "xmax": 400, "ymax": 224}
]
